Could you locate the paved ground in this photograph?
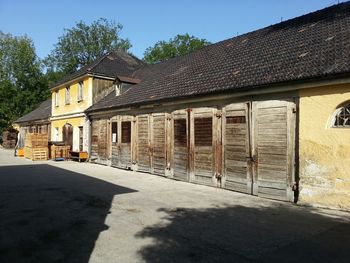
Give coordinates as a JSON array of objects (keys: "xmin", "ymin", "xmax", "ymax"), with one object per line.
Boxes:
[{"xmin": 0, "ymin": 148, "xmax": 349, "ymax": 263}]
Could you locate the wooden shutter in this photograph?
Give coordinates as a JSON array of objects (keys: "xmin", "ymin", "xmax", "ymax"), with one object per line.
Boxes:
[
  {"xmin": 111, "ymin": 119, "xmax": 119, "ymax": 167},
  {"xmin": 192, "ymin": 108, "xmax": 216, "ymax": 186},
  {"xmin": 222, "ymin": 103, "xmax": 252, "ymax": 193},
  {"xmin": 252, "ymin": 100, "xmax": 296, "ymax": 201},
  {"xmin": 151, "ymin": 113, "xmax": 167, "ymax": 176},
  {"xmin": 120, "ymin": 117, "xmax": 132, "ymax": 168},
  {"xmin": 137, "ymin": 114, "xmax": 151, "ymax": 172},
  {"xmin": 172, "ymin": 110, "xmax": 189, "ymax": 181}
]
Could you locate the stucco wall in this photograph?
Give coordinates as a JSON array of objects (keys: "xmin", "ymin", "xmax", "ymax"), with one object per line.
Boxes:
[
  {"xmin": 299, "ymin": 84, "xmax": 350, "ymax": 210},
  {"xmin": 52, "ymin": 77, "xmax": 92, "ymax": 117},
  {"xmin": 51, "ymin": 117, "xmax": 88, "ymax": 152}
]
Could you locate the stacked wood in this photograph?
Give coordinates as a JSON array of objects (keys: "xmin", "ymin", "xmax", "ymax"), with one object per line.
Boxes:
[
  {"xmin": 1, "ymin": 129, "xmax": 18, "ymax": 149},
  {"xmin": 25, "ymin": 133, "xmax": 49, "ymax": 147},
  {"xmin": 24, "ymin": 133, "xmax": 49, "ymax": 161}
]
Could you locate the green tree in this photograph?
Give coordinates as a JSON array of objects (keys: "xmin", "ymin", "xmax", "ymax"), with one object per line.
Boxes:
[
  {"xmin": 45, "ymin": 18, "xmax": 132, "ymax": 76},
  {"xmin": 0, "ymin": 32, "xmax": 49, "ymax": 133},
  {"xmin": 143, "ymin": 33, "xmax": 211, "ymax": 64}
]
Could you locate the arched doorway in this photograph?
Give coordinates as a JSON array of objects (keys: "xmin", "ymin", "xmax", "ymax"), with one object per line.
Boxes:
[{"xmin": 62, "ymin": 123, "xmax": 73, "ymax": 150}]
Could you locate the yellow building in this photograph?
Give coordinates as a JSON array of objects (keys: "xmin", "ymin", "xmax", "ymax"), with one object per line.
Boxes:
[{"xmin": 50, "ymin": 51, "xmax": 144, "ymax": 152}]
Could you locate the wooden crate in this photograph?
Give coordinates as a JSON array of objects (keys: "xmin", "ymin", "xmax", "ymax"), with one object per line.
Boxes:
[
  {"xmin": 25, "ymin": 133, "xmax": 48, "ymax": 148},
  {"xmin": 24, "ymin": 146, "xmax": 48, "ymax": 161}
]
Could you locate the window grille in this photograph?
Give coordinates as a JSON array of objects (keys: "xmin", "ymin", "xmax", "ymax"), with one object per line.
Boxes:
[{"xmin": 333, "ymin": 104, "xmax": 350, "ymax": 127}]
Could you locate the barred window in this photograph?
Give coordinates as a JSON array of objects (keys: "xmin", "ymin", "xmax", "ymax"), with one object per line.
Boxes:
[{"xmin": 333, "ymin": 104, "xmax": 350, "ymax": 127}]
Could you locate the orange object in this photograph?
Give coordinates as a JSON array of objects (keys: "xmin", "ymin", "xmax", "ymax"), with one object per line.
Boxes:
[{"xmin": 18, "ymin": 148, "xmax": 24, "ymax": 157}]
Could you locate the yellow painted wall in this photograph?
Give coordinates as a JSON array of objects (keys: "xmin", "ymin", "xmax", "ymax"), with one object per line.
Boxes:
[
  {"xmin": 52, "ymin": 76, "xmax": 92, "ymax": 117},
  {"xmin": 51, "ymin": 117, "xmax": 85, "ymax": 142},
  {"xmin": 299, "ymin": 83, "xmax": 350, "ymax": 210}
]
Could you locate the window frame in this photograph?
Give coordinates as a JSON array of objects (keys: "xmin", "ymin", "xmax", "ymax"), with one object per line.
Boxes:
[
  {"xmin": 77, "ymin": 81, "xmax": 84, "ymax": 102},
  {"xmin": 111, "ymin": 121, "xmax": 118, "ymax": 145},
  {"xmin": 55, "ymin": 90, "xmax": 59, "ymax": 107},
  {"xmin": 65, "ymin": 86, "xmax": 70, "ymax": 105},
  {"xmin": 332, "ymin": 104, "xmax": 350, "ymax": 128}
]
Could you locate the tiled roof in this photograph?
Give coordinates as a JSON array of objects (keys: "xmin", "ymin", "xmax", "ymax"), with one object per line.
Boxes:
[
  {"xmin": 50, "ymin": 51, "xmax": 145, "ymax": 89},
  {"xmin": 88, "ymin": 2, "xmax": 350, "ymax": 112},
  {"xmin": 14, "ymin": 99, "xmax": 52, "ymax": 123}
]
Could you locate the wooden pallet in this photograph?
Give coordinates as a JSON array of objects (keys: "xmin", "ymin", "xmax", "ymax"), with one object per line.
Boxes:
[{"xmin": 24, "ymin": 147, "xmax": 48, "ymax": 161}]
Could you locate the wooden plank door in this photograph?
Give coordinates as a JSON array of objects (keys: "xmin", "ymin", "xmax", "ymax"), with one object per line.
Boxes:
[
  {"xmin": 252, "ymin": 100, "xmax": 296, "ymax": 201},
  {"xmin": 137, "ymin": 114, "xmax": 151, "ymax": 172},
  {"xmin": 172, "ymin": 110, "xmax": 189, "ymax": 181},
  {"xmin": 111, "ymin": 118, "xmax": 120, "ymax": 167},
  {"xmin": 151, "ymin": 113, "xmax": 167, "ymax": 176},
  {"xmin": 192, "ymin": 108, "xmax": 216, "ymax": 186},
  {"xmin": 222, "ymin": 103, "xmax": 252, "ymax": 193},
  {"xmin": 120, "ymin": 116, "xmax": 132, "ymax": 169}
]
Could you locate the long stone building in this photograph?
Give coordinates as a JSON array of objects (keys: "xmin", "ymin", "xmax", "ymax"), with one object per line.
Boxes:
[{"xmin": 16, "ymin": 3, "xmax": 350, "ymax": 209}]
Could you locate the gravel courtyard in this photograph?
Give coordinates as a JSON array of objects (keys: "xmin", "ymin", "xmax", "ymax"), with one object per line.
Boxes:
[{"xmin": 0, "ymin": 148, "xmax": 349, "ymax": 263}]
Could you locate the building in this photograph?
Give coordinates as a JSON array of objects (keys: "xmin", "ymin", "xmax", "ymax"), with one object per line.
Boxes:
[
  {"xmin": 14, "ymin": 99, "xmax": 52, "ymax": 136},
  {"xmin": 49, "ymin": 51, "xmax": 144, "ymax": 151},
  {"xmin": 85, "ymin": 3, "xmax": 350, "ymax": 209}
]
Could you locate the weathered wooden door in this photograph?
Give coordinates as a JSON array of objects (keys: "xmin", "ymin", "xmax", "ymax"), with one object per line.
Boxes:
[
  {"xmin": 120, "ymin": 117, "xmax": 132, "ymax": 168},
  {"xmin": 91, "ymin": 119, "xmax": 108, "ymax": 164},
  {"xmin": 172, "ymin": 110, "xmax": 189, "ymax": 181},
  {"xmin": 151, "ymin": 113, "xmax": 167, "ymax": 176},
  {"xmin": 62, "ymin": 123, "xmax": 73, "ymax": 150},
  {"xmin": 222, "ymin": 103, "xmax": 252, "ymax": 193},
  {"xmin": 111, "ymin": 119, "xmax": 120, "ymax": 167},
  {"xmin": 252, "ymin": 100, "xmax": 295, "ymax": 201},
  {"xmin": 137, "ymin": 114, "xmax": 151, "ymax": 172},
  {"xmin": 192, "ymin": 108, "xmax": 217, "ymax": 186}
]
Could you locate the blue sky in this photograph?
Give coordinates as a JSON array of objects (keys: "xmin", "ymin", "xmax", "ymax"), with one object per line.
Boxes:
[{"xmin": 0, "ymin": 0, "xmax": 343, "ymax": 59}]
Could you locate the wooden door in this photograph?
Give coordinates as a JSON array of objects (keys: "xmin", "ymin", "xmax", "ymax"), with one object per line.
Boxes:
[
  {"xmin": 151, "ymin": 113, "xmax": 167, "ymax": 176},
  {"xmin": 62, "ymin": 123, "xmax": 73, "ymax": 150},
  {"xmin": 192, "ymin": 108, "xmax": 216, "ymax": 186},
  {"xmin": 222, "ymin": 103, "xmax": 252, "ymax": 193},
  {"xmin": 111, "ymin": 119, "xmax": 120, "ymax": 167},
  {"xmin": 172, "ymin": 110, "xmax": 189, "ymax": 181},
  {"xmin": 120, "ymin": 117, "xmax": 132, "ymax": 168},
  {"xmin": 137, "ymin": 114, "xmax": 151, "ymax": 172},
  {"xmin": 90, "ymin": 119, "xmax": 107, "ymax": 164},
  {"xmin": 252, "ymin": 100, "xmax": 295, "ymax": 201}
]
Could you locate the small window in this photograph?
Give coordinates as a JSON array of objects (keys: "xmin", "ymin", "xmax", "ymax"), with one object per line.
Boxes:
[
  {"xmin": 54, "ymin": 127, "xmax": 59, "ymax": 141},
  {"xmin": 174, "ymin": 119, "xmax": 187, "ymax": 147},
  {"xmin": 121, "ymin": 121, "xmax": 131, "ymax": 143},
  {"xmin": 227, "ymin": 116, "xmax": 246, "ymax": 124},
  {"xmin": 78, "ymin": 81, "xmax": 84, "ymax": 102},
  {"xmin": 333, "ymin": 104, "xmax": 350, "ymax": 127},
  {"xmin": 111, "ymin": 122, "xmax": 118, "ymax": 144},
  {"xmin": 55, "ymin": 90, "xmax": 59, "ymax": 107},
  {"xmin": 65, "ymin": 86, "xmax": 70, "ymax": 105}
]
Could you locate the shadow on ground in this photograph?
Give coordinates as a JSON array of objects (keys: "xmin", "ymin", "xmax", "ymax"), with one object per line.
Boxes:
[
  {"xmin": 0, "ymin": 164, "xmax": 136, "ymax": 263},
  {"xmin": 136, "ymin": 204, "xmax": 350, "ymax": 263}
]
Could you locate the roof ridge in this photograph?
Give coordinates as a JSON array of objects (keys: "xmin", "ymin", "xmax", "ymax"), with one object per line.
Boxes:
[{"xmin": 86, "ymin": 51, "xmax": 111, "ymax": 72}]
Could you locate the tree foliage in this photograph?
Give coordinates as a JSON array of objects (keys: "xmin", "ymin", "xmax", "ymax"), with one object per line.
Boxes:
[
  {"xmin": 143, "ymin": 33, "xmax": 211, "ymax": 64},
  {"xmin": 45, "ymin": 18, "xmax": 132, "ymax": 76},
  {"xmin": 0, "ymin": 32, "xmax": 49, "ymax": 134}
]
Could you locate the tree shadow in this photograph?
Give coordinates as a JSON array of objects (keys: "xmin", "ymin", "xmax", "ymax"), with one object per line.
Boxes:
[
  {"xmin": 0, "ymin": 164, "xmax": 136, "ymax": 263},
  {"xmin": 136, "ymin": 204, "xmax": 350, "ymax": 263}
]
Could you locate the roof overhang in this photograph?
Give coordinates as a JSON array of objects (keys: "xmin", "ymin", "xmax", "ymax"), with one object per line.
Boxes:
[{"xmin": 86, "ymin": 73, "xmax": 350, "ymax": 116}]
